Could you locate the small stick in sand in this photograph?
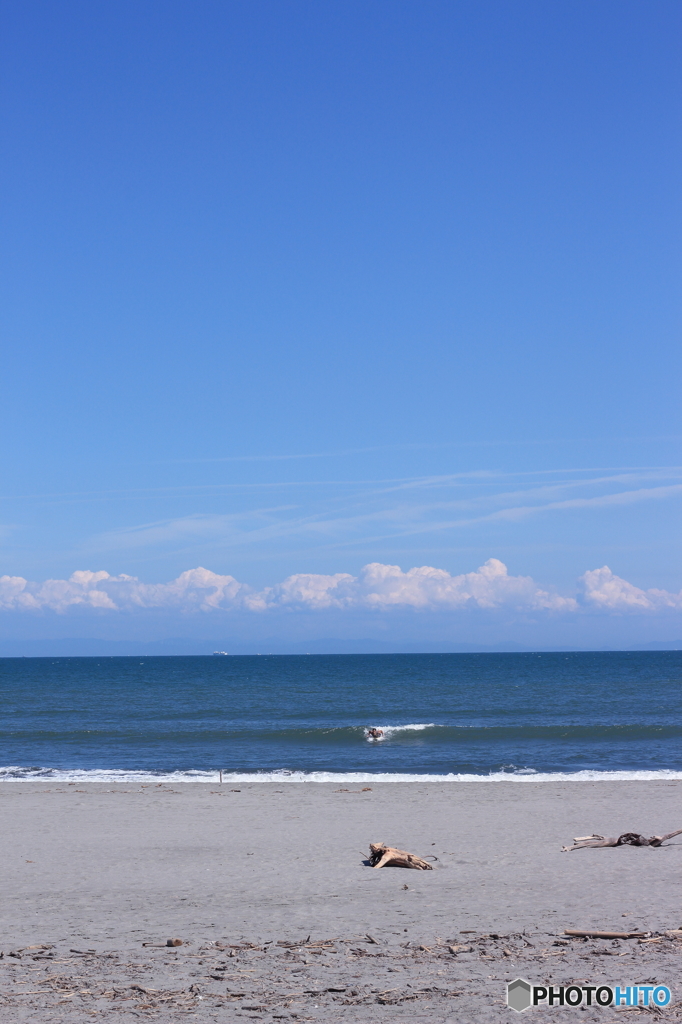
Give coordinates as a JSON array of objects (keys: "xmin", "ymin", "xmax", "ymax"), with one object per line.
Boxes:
[
  {"xmin": 564, "ymin": 929, "xmax": 643, "ymax": 939},
  {"xmin": 368, "ymin": 843, "xmax": 433, "ymax": 870},
  {"xmin": 562, "ymin": 828, "xmax": 682, "ymax": 852}
]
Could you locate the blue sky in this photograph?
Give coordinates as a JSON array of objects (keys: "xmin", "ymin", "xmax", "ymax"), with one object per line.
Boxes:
[{"xmin": 1, "ymin": 0, "xmax": 681, "ymax": 646}]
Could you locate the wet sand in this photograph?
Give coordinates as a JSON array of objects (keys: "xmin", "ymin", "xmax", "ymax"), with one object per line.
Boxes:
[{"xmin": 1, "ymin": 780, "xmax": 681, "ymax": 1020}]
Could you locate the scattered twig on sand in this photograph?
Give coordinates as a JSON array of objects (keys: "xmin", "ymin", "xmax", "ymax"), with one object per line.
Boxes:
[
  {"xmin": 367, "ymin": 844, "xmax": 433, "ymax": 870},
  {"xmin": 562, "ymin": 829, "xmax": 682, "ymax": 852},
  {"xmin": 564, "ymin": 930, "xmax": 645, "ymax": 939}
]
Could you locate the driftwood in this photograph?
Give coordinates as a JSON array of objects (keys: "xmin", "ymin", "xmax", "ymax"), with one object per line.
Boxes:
[
  {"xmin": 368, "ymin": 843, "xmax": 433, "ymax": 870},
  {"xmin": 564, "ymin": 929, "xmax": 643, "ymax": 939},
  {"xmin": 562, "ymin": 828, "xmax": 682, "ymax": 852}
]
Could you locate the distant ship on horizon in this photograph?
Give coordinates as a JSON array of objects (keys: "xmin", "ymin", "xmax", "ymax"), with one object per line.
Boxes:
[{"xmin": 212, "ymin": 651, "xmax": 230, "ymax": 655}]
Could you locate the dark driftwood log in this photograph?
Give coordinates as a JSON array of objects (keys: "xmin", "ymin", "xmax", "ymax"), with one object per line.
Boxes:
[
  {"xmin": 562, "ymin": 828, "xmax": 682, "ymax": 852},
  {"xmin": 368, "ymin": 843, "xmax": 433, "ymax": 870},
  {"xmin": 564, "ymin": 929, "xmax": 643, "ymax": 939}
]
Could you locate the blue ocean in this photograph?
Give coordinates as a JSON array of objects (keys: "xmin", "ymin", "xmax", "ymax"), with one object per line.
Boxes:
[{"xmin": 1, "ymin": 652, "xmax": 681, "ymax": 782}]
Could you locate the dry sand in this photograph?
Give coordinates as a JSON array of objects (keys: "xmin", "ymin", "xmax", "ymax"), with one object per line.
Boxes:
[{"xmin": 1, "ymin": 780, "xmax": 681, "ymax": 1021}]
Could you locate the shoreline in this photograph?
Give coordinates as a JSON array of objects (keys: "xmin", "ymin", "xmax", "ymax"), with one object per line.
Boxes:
[{"xmin": 3, "ymin": 767, "xmax": 682, "ymax": 782}]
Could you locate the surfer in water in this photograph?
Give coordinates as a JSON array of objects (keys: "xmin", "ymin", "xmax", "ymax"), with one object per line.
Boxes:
[{"xmin": 366, "ymin": 727, "xmax": 384, "ymax": 740}]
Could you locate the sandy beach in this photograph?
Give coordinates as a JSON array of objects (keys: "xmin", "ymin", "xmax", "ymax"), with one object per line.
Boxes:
[{"xmin": 2, "ymin": 780, "xmax": 681, "ymax": 1021}]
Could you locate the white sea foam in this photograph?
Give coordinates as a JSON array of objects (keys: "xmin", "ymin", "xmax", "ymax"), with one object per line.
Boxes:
[
  {"xmin": 363, "ymin": 722, "xmax": 437, "ymax": 741},
  {"xmin": 1, "ymin": 766, "xmax": 681, "ymax": 783}
]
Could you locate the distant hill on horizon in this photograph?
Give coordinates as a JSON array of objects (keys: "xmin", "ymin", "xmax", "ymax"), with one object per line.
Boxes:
[{"xmin": 0, "ymin": 637, "xmax": 680, "ymax": 657}]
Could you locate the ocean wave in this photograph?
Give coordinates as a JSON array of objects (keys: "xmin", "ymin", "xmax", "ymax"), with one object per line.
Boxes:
[
  {"xmin": 363, "ymin": 723, "xmax": 436, "ymax": 741},
  {"xmin": 2, "ymin": 765, "xmax": 682, "ymax": 783},
  {"xmin": 2, "ymin": 722, "xmax": 679, "ymax": 744}
]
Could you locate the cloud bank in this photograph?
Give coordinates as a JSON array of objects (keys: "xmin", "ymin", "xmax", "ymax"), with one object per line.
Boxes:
[
  {"xmin": 1, "ymin": 560, "xmax": 681, "ymax": 616},
  {"xmin": 580, "ymin": 566, "xmax": 682, "ymax": 612}
]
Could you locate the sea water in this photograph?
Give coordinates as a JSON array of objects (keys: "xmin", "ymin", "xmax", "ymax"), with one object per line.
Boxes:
[{"xmin": 0, "ymin": 652, "xmax": 680, "ymax": 782}]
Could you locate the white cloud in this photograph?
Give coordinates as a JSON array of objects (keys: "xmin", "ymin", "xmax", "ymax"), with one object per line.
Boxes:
[
  {"xmin": 2, "ymin": 560, "xmax": 681, "ymax": 617},
  {"xmin": 579, "ymin": 566, "xmax": 682, "ymax": 612},
  {"xmin": 0, "ymin": 559, "xmax": 576, "ymax": 615},
  {"xmin": 0, "ymin": 567, "xmax": 245, "ymax": 614},
  {"xmin": 247, "ymin": 559, "xmax": 576, "ymax": 612},
  {"xmin": 244, "ymin": 572, "xmax": 356, "ymax": 611}
]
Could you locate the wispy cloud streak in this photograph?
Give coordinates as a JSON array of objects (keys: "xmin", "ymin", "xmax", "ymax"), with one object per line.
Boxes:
[{"xmin": 72, "ymin": 474, "xmax": 682, "ymax": 557}]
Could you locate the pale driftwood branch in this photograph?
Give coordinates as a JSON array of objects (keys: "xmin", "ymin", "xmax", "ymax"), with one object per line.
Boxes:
[
  {"xmin": 368, "ymin": 843, "xmax": 433, "ymax": 870},
  {"xmin": 562, "ymin": 828, "xmax": 682, "ymax": 852},
  {"xmin": 648, "ymin": 828, "xmax": 682, "ymax": 846}
]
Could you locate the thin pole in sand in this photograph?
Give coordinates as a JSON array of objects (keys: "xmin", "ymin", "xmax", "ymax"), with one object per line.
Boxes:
[{"xmin": 219, "ymin": 770, "xmax": 223, "ymax": 784}]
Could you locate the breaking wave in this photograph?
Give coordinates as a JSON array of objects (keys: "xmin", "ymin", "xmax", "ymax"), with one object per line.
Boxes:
[
  {"xmin": 2, "ymin": 765, "xmax": 682, "ymax": 783},
  {"xmin": 363, "ymin": 723, "xmax": 437, "ymax": 741}
]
